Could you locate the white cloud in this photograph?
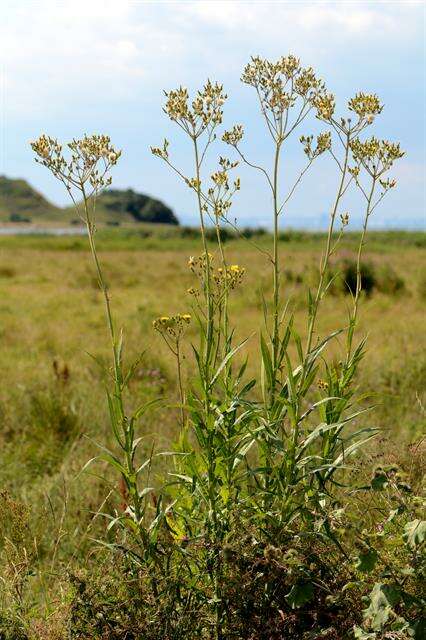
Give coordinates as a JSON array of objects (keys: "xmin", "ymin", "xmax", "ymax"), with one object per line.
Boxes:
[
  {"xmin": 2, "ymin": 0, "xmax": 424, "ymax": 224},
  {"xmin": 3, "ymin": 0, "xmax": 423, "ymax": 118},
  {"xmin": 181, "ymin": 0, "xmax": 420, "ymax": 38}
]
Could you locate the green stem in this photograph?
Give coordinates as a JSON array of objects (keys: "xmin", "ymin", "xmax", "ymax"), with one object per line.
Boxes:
[
  {"xmin": 271, "ymin": 140, "xmax": 282, "ymax": 392},
  {"xmin": 215, "ymin": 219, "xmax": 230, "ymax": 358},
  {"xmin": 346, "ymin": 176, "xmax": 377, "ymax": 357},
  {"xmin": 176, "ymin": 340, "xmax": 185, "ymax": 428},
  {"xmin": 304, "ymin": 133, "xmax": 350, "ymax": 362},
  {"xmin": 82, "ymin": 189, "xmax": 142, "ymax": 525},
  {"xmin": 286, "ymin": 133, "xmax": 350, "ymax": 488},
  {"xmin": 193, "ymin": 136, "xmax": 214, "ymax": 371}
]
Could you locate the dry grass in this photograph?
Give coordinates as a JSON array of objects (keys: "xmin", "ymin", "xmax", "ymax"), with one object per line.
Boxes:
[{"xmin": 0, "ymin": 231, "xmax": 424, "ymax": 637}]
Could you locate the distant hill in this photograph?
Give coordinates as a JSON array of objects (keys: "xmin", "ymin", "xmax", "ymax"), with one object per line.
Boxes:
[
  {"xmin": 0, "ymin": 176, "xmax": 179, "ymax": 225},
  {"xmin": 0, "ymin": 175, "xmax": 62, "ymax": 222},
  {"xmin": 88, "ymin": 189, "xmax": 179, "ymax": 225}
]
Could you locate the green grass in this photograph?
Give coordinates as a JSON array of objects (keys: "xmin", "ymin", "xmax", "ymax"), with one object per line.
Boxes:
[{"xmin": 0, "ymin": 229, "xmax": 424, "ymax": 638}]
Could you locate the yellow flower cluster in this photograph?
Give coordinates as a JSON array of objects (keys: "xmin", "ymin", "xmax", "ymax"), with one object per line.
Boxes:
[
  {"xmin": 163, "ymin": 80, "xmax": 226, "ymax": 134},
  {"xmin": 241, "ymin": 55, "xmax": 328, "ymax": 121},
  {"xmin": 299, "ymin": 132, "xmax": 332, "ymax": 160},
  {"xmin": 206, "ymin": 157, "xmax": 241, "ymax": 220},
  {"xmin": 31, "ymin": 135, "xmax": 66, "ymax": 178},
  {"xmin": 211, "ymin": 170, "xmax": 229, "ymax": 188},
  {"xmin": 348, "ymin": 93, "xmax": 383, "ymax": 120},
  {"xmin": 350, "ymin": 137, "xmax": 404, "ymax": 177},
  {"xmin": 69, "ymin": 135, "xmax": 120, "ymax": 166},
  {"xmin": 317, "ymin": 379, "xmax": 329, "ymax": 390},
  {"xmin": 31, "ymin": 134, "xmax": 121, "ymax": 192},
  {"xmin": 188, "ymin": 254, "xmax": 245, "ymax": 294},
  {"xmin": 222, "ymin": 124, "xmax": 244, "ymax": 147},
  {"xmin": 340, "ymin": 212, "xmax": 350, "ymax": 227},
  {"xmin": 213, "ymin": 264, "xmax": 246, "ymax": 290},
  {"xmin": 185, "ymin": 177, "xmax": 202, "ymax": 190},
  {"xmin": 241, "ymin": 55, "xmax": 301, "ymax": 88},
  {"xmin": 315, "ymin": 93, "xmax": 336, "ymax": 121},
  {"xmin": 31, "ymin": 134, "xmax": 60, "ymax": 159},
  {"xmin": 151, "ymin": 139, "xmax": 169, "ymax": 161},
  {"xmin": 211, "ymin": 159, "xmax": 238, "ymax": 189},
  {"xmin": 152, "ymin": 314, "xmax": 191, "ymax": 338}
]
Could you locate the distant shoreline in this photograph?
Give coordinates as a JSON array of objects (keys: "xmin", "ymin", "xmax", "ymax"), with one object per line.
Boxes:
[
  {"xmin": 0, "ymin": 225, "xmax": 88, "ymax": 236},
  {"xmin": 0, "ymin": 223, "xmax": 424, "ymax": 236}
]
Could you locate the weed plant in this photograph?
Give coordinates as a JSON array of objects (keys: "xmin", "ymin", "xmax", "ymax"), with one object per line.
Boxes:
[{"xmin": 28, "ymin": 55, "xmax": 425, "ymax": 639}]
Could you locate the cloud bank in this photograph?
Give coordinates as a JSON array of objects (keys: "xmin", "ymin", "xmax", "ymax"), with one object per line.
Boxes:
[{"xmin": 2, "ymin": 1, "xmax": 425, "ymax": 228}]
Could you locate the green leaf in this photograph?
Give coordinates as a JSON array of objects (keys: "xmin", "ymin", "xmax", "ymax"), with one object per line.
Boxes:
[
  {"xmin": 285, "ymin": 582, "xmax": 314, "ymax": 609},
  {"xmin": 210, "ymin": 336, "xmax": 251, "ymax": 387},
  {"xmin": 353, "ymin": 626, "xmax": 376, "ymax": 639},
  {"xmin": 403, "ymin": 519, "xmax": 426, "ymax": 549},
  {"xmin": 260, "ymin": 334, "xmax": 273, "ymax": 390},
  {"xmin": 363, "ymin": 583, "xmax": 401, "ymax": 631},
  {"xmin": 356, "ymin": 549, "xmax": 378, "ymax": 573},
  {"xmin": 371, "ymin": 473, "xmax": 388, "ymax": 491}
]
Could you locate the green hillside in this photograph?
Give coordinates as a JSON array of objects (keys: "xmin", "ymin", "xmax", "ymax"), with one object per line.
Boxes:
[
  {"xmin": 0, "ymin": 176, "xmax": 179, "ymax": 225},
  {"xmin": 83, "ymin": 188, "xmax": 179, "ymax": 225},
  {"xmin": 0, "ymin": 175, "xmax": 62, "ymax": 222}
]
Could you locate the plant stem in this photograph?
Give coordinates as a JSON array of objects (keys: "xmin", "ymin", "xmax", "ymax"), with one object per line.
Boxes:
[
  {"xmin": 271, "ymin": 139, "xmax": 282, "ymax": 400},
  {"xmin": 175, "ymin": 340, "xmax": 185, "ymax": 428},
  {"xmin": 304, "ymin": 133, "xmax": 350, "ymax": 362},
  {"xmin": 346, "ymin": 176, "xmax": 377, "ymax": 357},
  {"xmin": 193, "ymin": 136, "xmax": 214, "ymax": 371},
  {"xmin": 82, "ymin": 188, "xmax": 142, "ymax": 525}
]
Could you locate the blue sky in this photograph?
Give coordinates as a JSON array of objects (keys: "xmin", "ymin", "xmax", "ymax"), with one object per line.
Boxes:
[{"xmin": 2, "ymin": 0, "xmax": 425, "ymax": 229}]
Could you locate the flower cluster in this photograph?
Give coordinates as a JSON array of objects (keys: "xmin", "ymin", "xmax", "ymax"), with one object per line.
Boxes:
[
  {"xmin": 206, "ymin": 157, "xmax": 240, "ymax": 219},
  {"xmin": 317, "ymin": 379, "xmax": 329, "ymax": 391},
  {"xmin": 340, "ymin": 212, "xmax": 350, "ymax": 227},
  {"xmin": 152, "ymin": 314, "xmax": 191, "ymax": 339},
  {"xmin": 315, "ymin": 93, "xmax": 336, "ymax": 121},
  {"xmin": 350, "ymin": 137, "xmax": 404, "ymax": 178},
  {"xmin": 348, "ymin": 93, "xmax": 383, "ymax": 121},
  {"xmin": 31, "ymin": 134, "xmax": 121, "ymax": 193},
  {"xmin": 31, "ymin": 135, "xmax": 67, "ymax": 179},
  {"xmin": 185, "ymin": 177, "xmax": 202, "ymax": 190},
  {"xmin": 222, "ymin": 124, "xmax": 244, "ymax": 146},
  {"xmin": 163, "ymin": 80, "xmax": 226, "ymax": 137},
  {"xmin": 299, "ymin": 131, "xmax": 332, "ymax": 160},
  {"xmin": 213, "ymin": 264, "xmax": 246, "ymax": 290},
  {"xmin": 188, "ymin": 253, "xmax": 245, "ymax": 296},
  {"xmin": 151, "ymin": 139, "xmax": 169, "ymax": 161},
  {"xmin": 241, "ymin": 55, "xmax": 328, "ymax": 134},
  {"xmin": 188, "ymin": 253, "xmax": 213, "ymax": 277},
  {"xmin": 317, "ymin": 93, "xmax": 383, "ymax": 133},
  {"xmin": 210, "ymin": 157, "xmax": 238, "ymax": 188}
]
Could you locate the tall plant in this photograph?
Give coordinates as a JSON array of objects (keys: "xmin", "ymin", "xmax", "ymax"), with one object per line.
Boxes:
[
  {"xmin": 29, "ymin": 135, "xmax": 165, "ymax": 567},
  {"xmin": 31, "ymin": 53, "xmax": 404, "ymax": 639}
]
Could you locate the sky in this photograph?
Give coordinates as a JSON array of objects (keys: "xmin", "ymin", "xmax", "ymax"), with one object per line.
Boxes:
[{"xmin": 2, "ymin": 0, "xmax": 425, "ymax": 229}]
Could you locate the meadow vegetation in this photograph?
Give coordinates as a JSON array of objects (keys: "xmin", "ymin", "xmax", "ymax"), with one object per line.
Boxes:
[{"xmin": 0, "ymin": 55, "xmax": 424, "ymax": 639}]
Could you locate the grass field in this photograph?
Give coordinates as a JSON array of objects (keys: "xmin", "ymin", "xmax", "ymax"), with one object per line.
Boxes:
[{"xmin": 0, "ymin": 227, "xmax": 424, "ymax": 638}]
